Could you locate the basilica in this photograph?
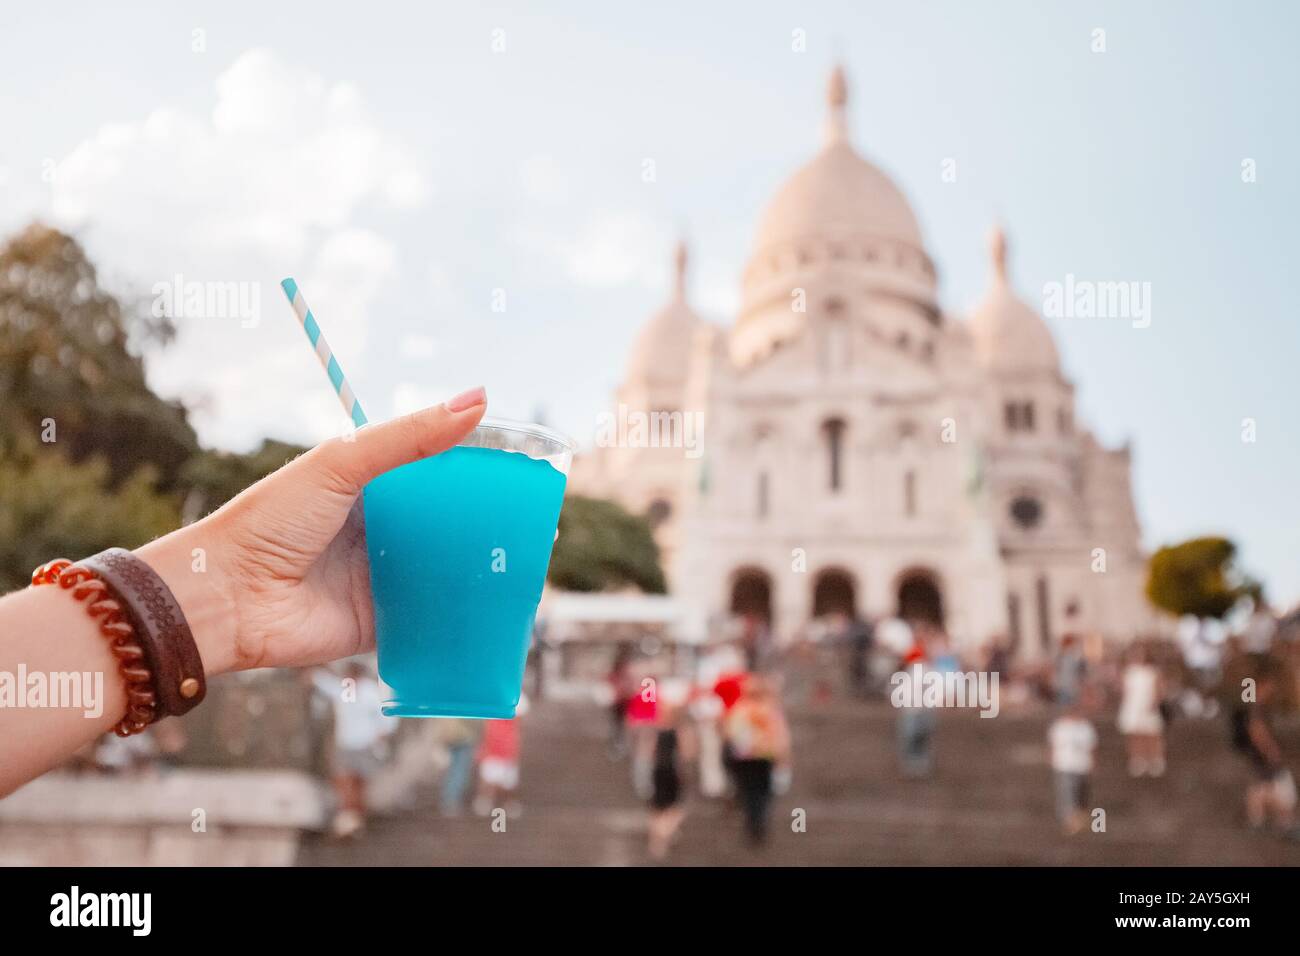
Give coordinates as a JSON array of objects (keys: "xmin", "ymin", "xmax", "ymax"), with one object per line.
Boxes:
[{"xmin": 570, "ymin": 66, "xmax": 1159, "ymax": 658}]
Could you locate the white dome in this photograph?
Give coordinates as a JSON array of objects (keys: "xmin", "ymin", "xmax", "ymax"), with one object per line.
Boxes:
[
  {"xmin": 753, "ymin": 142, "xmax": 924, "ymax": 255},
  {"xmin": 625, "ymin": 242, "xmax": 701, "ymax": 387},
  {"xmin": 751, "ymin": 66, "xmax": 925, "ymax": 257},
  {"xmin": 970, "ymin": 228, "xmax": 1060, "ymax": 374}
]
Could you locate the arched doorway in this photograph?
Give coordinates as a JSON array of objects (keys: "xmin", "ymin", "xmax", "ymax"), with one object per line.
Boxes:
[
  {"xmin": 729, "ymin": 567, "xmax": 773, "ymax": 626},
  {"xmin": 897, "ymin": 569, "xmax": 944, "ymax": 627},
  {"xmin": 812, "ymin": 568, "xmax": 856, "ymax": 618}
]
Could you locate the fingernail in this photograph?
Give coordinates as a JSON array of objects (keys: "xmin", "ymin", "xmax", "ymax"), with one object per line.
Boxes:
[{"xmin": 444, "ymin": 386, "xmax": 487, "ymax": 413}]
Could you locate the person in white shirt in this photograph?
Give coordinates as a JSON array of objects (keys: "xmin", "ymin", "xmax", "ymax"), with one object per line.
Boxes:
[
  {"xmin": 1117, "ymin": 645, "xmax": 1166, "ymax": 777},
  {"xmin": 312, "ymin": 660, "xmax": 398, "ymax": 838},
  {"xmin": 1049, "ymin": 699, "xmax": 1098, "ymax": 835},
  {"xmin": 1242, "ymin": 605, "xmax": 1276, "ymax": 654}
]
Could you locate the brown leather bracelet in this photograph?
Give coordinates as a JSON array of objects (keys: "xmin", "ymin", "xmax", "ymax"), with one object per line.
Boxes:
[
  {"xmin": 79, "ymin": 548, "xmax": 207, "ymax": 719},
  {"xmin": 31, "ymin": 549, "xmax": 206, "ymax": 735}
]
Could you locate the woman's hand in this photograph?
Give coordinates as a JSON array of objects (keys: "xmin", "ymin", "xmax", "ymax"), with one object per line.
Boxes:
[{"xmin": 138, "ymin": 388, "xmax": 486, "ymax": 677}]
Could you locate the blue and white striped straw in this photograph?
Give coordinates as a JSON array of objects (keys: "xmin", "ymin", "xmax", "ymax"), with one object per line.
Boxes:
[{"xmin": 280, "ymin": 277, "xmax": 368, "ymax": 428}]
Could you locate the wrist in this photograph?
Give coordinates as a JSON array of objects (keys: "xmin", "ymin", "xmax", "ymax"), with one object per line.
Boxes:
[{"xmin": 134, "ymin": 519, "xmax": 241, "ymax": 678}]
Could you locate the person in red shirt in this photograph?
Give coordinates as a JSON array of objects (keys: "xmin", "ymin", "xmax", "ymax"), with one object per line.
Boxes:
[
  {"xmin": 724, "ymin": 675, "xmax": 792, "ymax": 845},
  {"xmin": 473, "ymin": 695, "xmax": 528, "ymax": 818},
  {"xmin": 713, "ymin": 672, "xmax": 745, "ymax": 711},
  {"xmin": 712, "ymin": 669, "xmax": 749, "ymax": 795},
  {"xmin": 626, "ymin": 675, "xmax": 659, "ymax": 798}
]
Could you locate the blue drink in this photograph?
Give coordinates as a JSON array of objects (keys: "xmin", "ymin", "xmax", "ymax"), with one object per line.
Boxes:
[{"xmin": 363, "ymin": 419, "xmax": 572, "ymax": 718}]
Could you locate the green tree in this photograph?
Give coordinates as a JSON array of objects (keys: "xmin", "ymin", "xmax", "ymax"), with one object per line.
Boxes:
[
  {"xmin": 1146, "ymin": 535, "xmax": 1260, "ymax": 620},
  {"xmin": 180, "ymin": 439, "xmax": 309, "ymax": 516},
  {"xmin": 0, "ymin": 223, "xmax": 197, "ymax": 487},
  {"xmin": 548, "ymin": 495, "xmax": 667, "ymax": 594},
  {"xmin": 0, "ymin": 440, "xmax": 180, "ymax": 592}
]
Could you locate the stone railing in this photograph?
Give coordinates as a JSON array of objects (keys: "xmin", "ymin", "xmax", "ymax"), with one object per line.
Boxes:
[{"xmin": 0, "ymin": 769, "xmax": 326, "ymax": 866}]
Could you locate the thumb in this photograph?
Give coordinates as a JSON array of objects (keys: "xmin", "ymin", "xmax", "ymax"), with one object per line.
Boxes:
[{"xmin": 306, "ymin": 386, "xmax": 488, "ymax": 496}]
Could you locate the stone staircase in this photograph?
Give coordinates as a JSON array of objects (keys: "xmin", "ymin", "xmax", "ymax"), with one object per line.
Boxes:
[{"xmin": 297, "ymin": 697, "xmax": 1300, "ymax": 866}]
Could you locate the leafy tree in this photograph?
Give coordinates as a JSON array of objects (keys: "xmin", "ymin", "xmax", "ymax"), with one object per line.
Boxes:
[
  {"xmin": 1146, "ymin": 536, "xmax": 1260, "ymax": 620},
  {"xmin": 0, "ymin": 223, "xmax": 310, "ymax": 586},
  {"xmin": 0, "ymin": 440, "xmax": 180, "ymax": 592},
  {"xmin": 548, "ymin": 495, "xmax": 667, "ymax": 594},
  {"xmin": 180, "ymin": 439, "xmax": 308, "ymax": 516},
  {"xmin": 0, "ymin": 223, "xmax": 197, "ymax": 487}
]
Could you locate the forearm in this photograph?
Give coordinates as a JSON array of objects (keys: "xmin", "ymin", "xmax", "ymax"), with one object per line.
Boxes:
[
  {"xmin": 0, "ymin": 520, "xmax": 238, "ymax": 796},
  {"xmin": 0, "ymin": 583, "xmax": 127, "ymax": 795}
]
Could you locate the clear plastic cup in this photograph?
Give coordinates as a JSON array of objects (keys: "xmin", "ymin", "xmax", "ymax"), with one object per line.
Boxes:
[{"xmin": 362, "ymin": 417, "xmax": 574, "ymax": 717}]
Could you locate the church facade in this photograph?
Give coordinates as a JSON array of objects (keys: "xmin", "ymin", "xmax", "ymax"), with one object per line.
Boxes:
[{"xmin": 570, "ymin": 67, "xmax": 1159, "ymax": 659}]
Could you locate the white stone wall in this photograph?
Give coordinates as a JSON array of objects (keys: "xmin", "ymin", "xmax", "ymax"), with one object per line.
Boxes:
[
  {"xmin": 594, "ymin": 282, "xmax": 1153, "ymax": 658},
  {"xmin": 575, "ymin": 195, "xmax": 1152, "ymax": 657}
]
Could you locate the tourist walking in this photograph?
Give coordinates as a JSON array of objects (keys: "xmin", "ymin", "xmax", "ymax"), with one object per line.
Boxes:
[
  {"xmin": 1049, "ymin": 695, "xmax": 1098, "ymax": 835},
  {"xmin": 695, "ymin": 641, "xmax": 745, "ymax": 797},
  {"xmin": 829, "ymin": 611, "xmax": 876, "ymax": 697},
  {"xmin": 626, "ymin": 671, "xmax": 660, "ymax": 798},
  {"xmin": 689, "ymin": 685, "xmax": 727, "ymax": 798},
  {"xmin": 606, "ymin": 644, "xmax": 635, "ymax": 758},
  {"xmin": 1229, "ymin": 669, "xmax": 1297, "ymax": 837},
  {"xmin": 647, "ymin": 691, "xmax": 697, "ymax": 860},
  {"xmin": 313, "ymin": 660, "xmax": 396, "ymax": 838},
  {"xmin": 1117, "ymin": 645, "xmax": 1166, "ymax": 777},
  {"xmin": 435, "ymin": 718, "xmax": 481, "ymax": 816},
  {"xmin": 1054, "ymin": 634, "xmax": 1088, "ymax": 707},
  {"xmin": 895, "ymin": 629, "xmax": 937, "ymax": 778},
  {"xmin": 474, "ymin": 694, "xmax": 528, "ymax": 818},
  {"xmin": 723, "ymin": 675, "xmax": 791, "ymax": 846}
]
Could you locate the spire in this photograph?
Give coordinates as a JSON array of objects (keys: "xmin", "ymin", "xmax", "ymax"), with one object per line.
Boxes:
[
  {"xmin": 672, "ymin": 239, "xmax": 688, "ymax": 301},
  {"xmin": 824, "ymin": 64, "xmax": 849, "ymax": 146},
  {"xmin": 988, "ymin": 224, "xmax": 1008, "ymax": 283}
]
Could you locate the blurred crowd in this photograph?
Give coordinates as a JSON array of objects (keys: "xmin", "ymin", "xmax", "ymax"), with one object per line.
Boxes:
[
  {"xmin": 55, "ymin": 599, "xmax": 1300, "ymax": 859},
  {"xmin": 585, "ymin": 599, "xmax": 1300, "ymax": 859}
]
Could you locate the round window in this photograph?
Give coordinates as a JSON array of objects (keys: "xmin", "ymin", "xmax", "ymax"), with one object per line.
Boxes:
[{"xmin": 1010, "ymin": 495, "xmax": 1043, "ymax": 530}]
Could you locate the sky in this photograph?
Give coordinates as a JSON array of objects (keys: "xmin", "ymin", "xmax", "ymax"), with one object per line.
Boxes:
[{"xmin": 1, "ymin": 1, "xmax": 1297, "ymax": 603}]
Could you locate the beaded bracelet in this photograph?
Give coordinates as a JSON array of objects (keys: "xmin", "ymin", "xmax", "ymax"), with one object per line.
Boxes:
[{"xmin": 32, "ymin": 558, "xmax": 159, "ymax": 737}]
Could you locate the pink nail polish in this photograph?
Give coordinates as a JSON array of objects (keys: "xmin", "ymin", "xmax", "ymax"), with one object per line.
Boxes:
[{"xmin": 444, "ymin": 386, "xmax": 487, "ymax": 412}]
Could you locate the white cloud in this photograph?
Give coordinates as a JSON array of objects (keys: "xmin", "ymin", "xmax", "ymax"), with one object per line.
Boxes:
[
  {"xmin": 518, "ymin": 154, "xmax": 571, "ymax": 205},
  {"xmin": 428, "ymin": 261, "xmax": 451, "ymax": 292},
  {"xmin": 399, "ymin": 334, "xmax": 438, "ymax": 359},
  {"xmin": 551, "ymin": 211, "xmax": 670, "ymax": 289},
  {"xmin": 299, "ymin": 228, "xmax": 398, "ymax": 360},
  {"xmin": 52, "ymin": 49, "xmax": 428, "ymax": 260},
  {"xmin": 33, "ymin": 49, "xmax": 429, "ymax": 451}
]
